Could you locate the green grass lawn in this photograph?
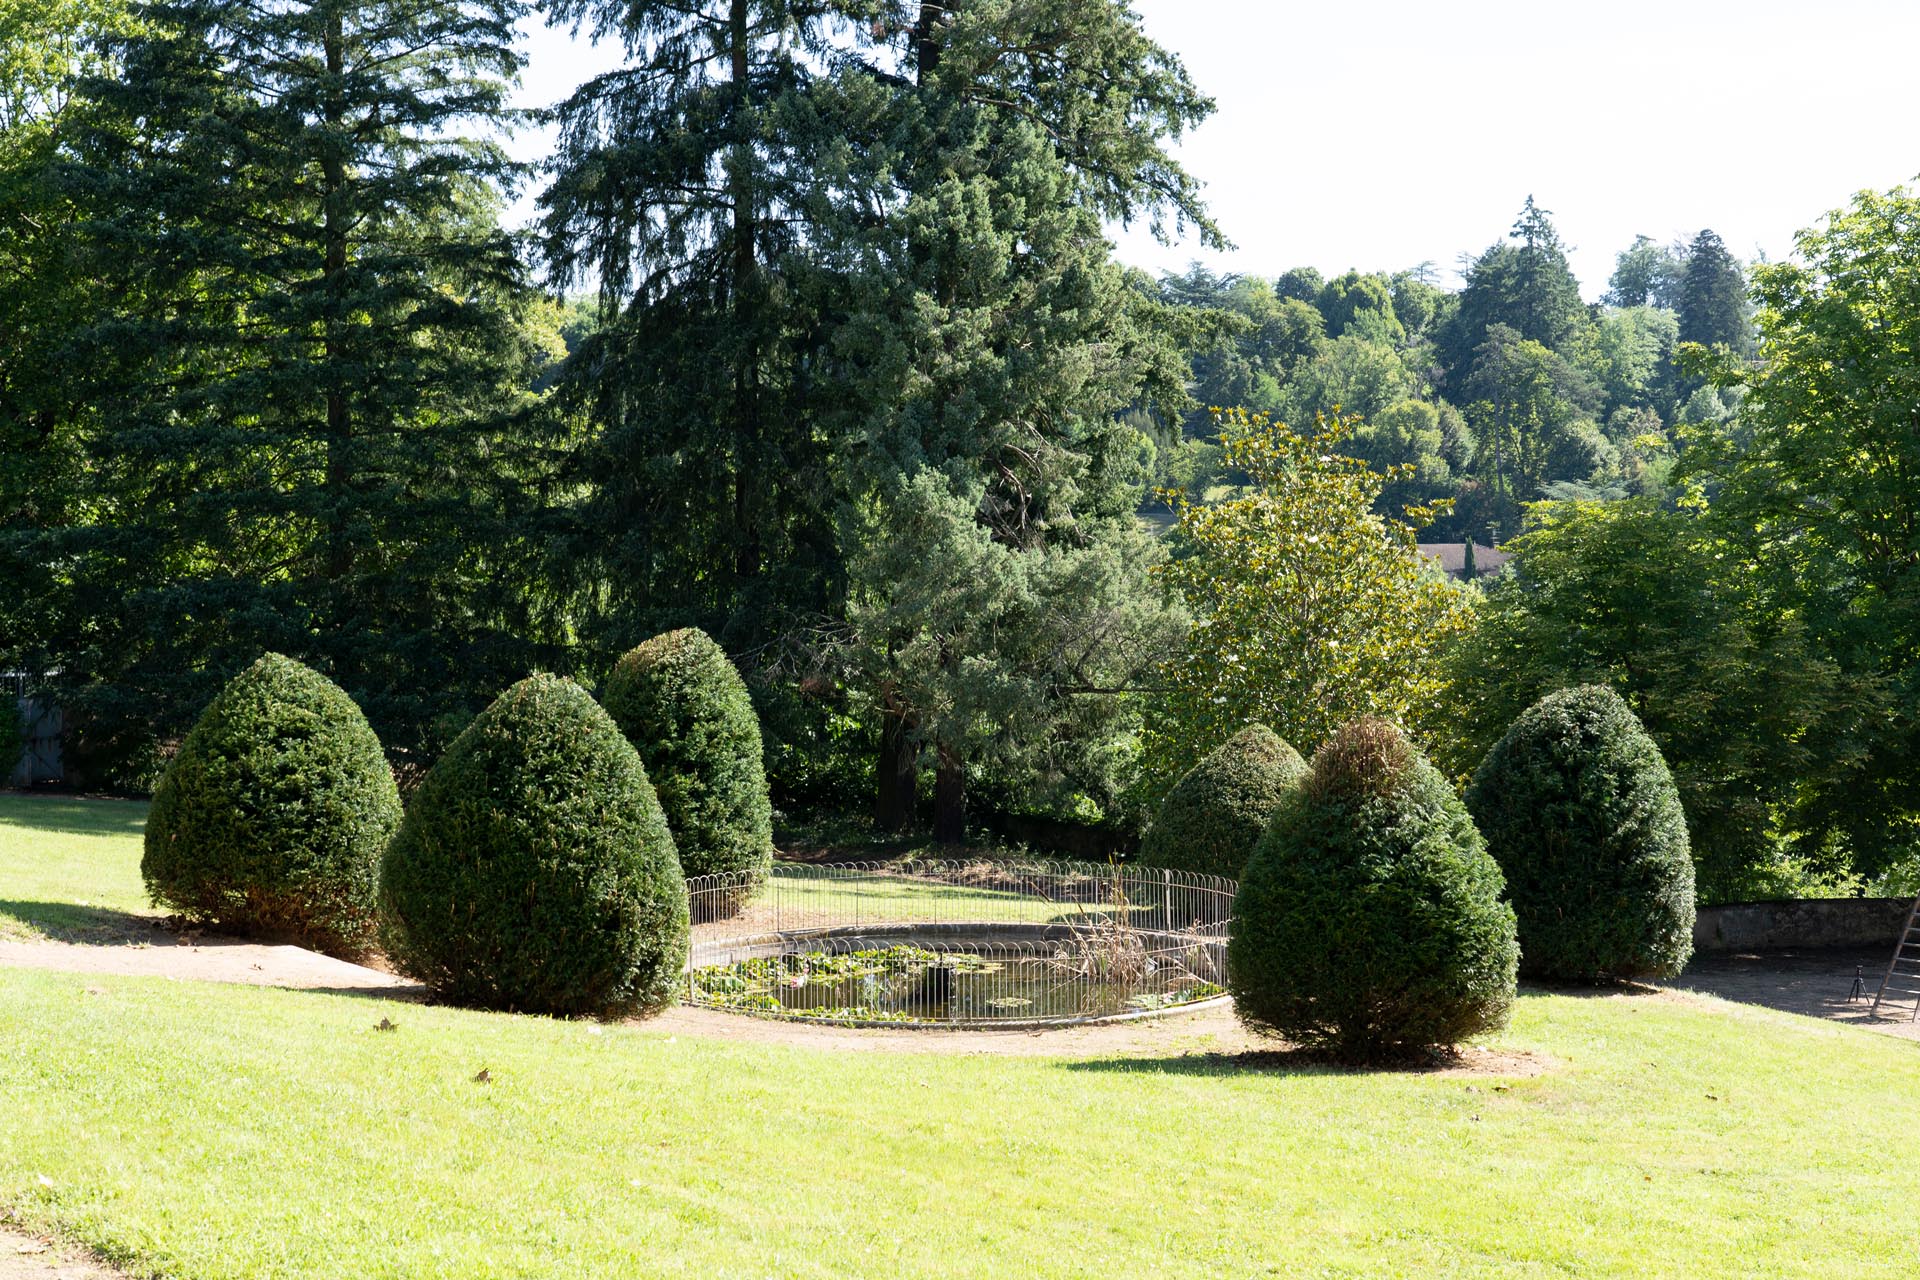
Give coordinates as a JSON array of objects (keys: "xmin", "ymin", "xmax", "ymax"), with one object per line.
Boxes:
[
  {"xmin": 0, "ymin": 793, "xmax": 153, "ymax": 940},
  {"xmin": 2, "ymin": 795, "xmax": 1916, "ymax": 1278}
]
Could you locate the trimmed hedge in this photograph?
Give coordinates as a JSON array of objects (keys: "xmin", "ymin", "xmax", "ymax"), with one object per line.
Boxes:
[
  {"xmin": 379, "ymin": 674, "xmax": 688, "ymax": 1018},
  {"xmin": 1466, "ymin": 684, "xmax": 1696, "ymax": 982},
  {"xmin": 1138, "ymin": 724, "xmax": 1307, "ymax": 879},
  {"xmin": 602, "ymin": 628, "xmax": 773, "ymax": 883},
  {"xmin": 142, "ymin": 654, "xmax": 399, "ymax": 955},
  {"xmin": 1229, "ymin": 717, "xmax": 1518, "ymax": 1063}
]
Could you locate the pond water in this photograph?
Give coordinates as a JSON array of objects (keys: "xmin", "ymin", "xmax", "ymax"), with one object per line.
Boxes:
[{"xmin": 688, "ymin": 943, "xmax": 1223, "ymax": 1024}]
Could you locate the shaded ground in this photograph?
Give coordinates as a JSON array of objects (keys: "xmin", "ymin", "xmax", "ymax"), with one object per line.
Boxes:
[{"xmin": 1658, "ymin": 945, "xmax": 1920, "ymax": 1041}]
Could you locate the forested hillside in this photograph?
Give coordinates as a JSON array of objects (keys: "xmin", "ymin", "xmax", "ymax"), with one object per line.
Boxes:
[{"xmin": 1140, "ymin": 205, "xmax": 1751, "ymax": 544}]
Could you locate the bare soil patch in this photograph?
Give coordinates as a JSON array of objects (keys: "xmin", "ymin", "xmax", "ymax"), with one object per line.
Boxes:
[
  {"xmin": 0, "ymin": 1226, "xmax": 123, "ymax": 1280},
  {"xmin": 0, "ymin": 931, "xmax": 414, "ymax": 994}
]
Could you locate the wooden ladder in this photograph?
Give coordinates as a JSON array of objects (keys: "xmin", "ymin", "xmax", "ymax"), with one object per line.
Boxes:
[{"xmin": 1871, "ymin": 896, "xmax": 1920, "ymax": 1020}]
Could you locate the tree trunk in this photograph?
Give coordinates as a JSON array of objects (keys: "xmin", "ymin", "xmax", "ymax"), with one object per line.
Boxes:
[
  {"xmin": 932, "ymin": 742, "xmax": 965, "ymax": 845},
  {"xmin": 874, "ymin": 700, "xmax": 918, "ymax": 834},
  {"xmin": 727, "ymin": 0, "xmax": 760, "ymax": 588},
  {"xmin": 321, "ymin": 11, "xmax": 351, "ymax": 586}
]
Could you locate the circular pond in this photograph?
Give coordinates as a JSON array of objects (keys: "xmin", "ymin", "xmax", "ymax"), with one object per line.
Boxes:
[{"xmin": 684, "ymin": 860, "xmax": 1235, "ymax": 1027}]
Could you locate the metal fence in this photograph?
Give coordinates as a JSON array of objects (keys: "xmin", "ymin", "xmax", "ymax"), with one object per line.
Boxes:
[{"xmin": 685, "ymin": 859, "xmax": 1236, "ymax": 1026}]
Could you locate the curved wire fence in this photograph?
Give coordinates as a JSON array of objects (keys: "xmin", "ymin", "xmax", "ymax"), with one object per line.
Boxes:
[{"xmin": 685, "ymin": 860, "xmax": 1236, "ymax": 1026}]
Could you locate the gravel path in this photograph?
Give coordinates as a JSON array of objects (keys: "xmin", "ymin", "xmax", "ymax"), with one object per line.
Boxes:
[{"xmin": 1657, "ymin": 945, "xmax": 1920, "ymax": 1041}]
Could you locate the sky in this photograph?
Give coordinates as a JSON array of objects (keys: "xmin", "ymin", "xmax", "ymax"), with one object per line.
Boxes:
[{"xmin": 506, "ymin": 0, "xmax": 1920, "ymax": 299}]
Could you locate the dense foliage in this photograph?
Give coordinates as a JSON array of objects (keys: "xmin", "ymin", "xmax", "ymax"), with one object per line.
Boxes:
[
  {"xmin": 1436, "ymin": 499, "xmax": 1857, "ymax": 901},
  {"xmin": 602, "ymin": 628, "xmax": 773, "ymax": 883},
  {"xmin": 1144, "ymin": 408, "xmax": 1473, "ymax": 791},
  {"xmin": 1229, "ymin": 718, "xmax": 1518, "ymax": 1063},
  {"xmin": 8, "ymin": 0, "xmax": 569, "ymax": 771},
  {"xmin": 1466, "ymin": 685, "xmax": 1696, "ymax": 982},
  {"xmin": 1681, "ymin": 183, "xmax": 1920, "ymax": 883},
  {"xmin": 142, "ymin": 654, "xmax": 400, "ymax": 955},
  {"xmin": 380, "ymin": 674, "xmax": 688, "ymax": 1018},
  {"xmin": 1137, "ymin": 724, "xmax": 1306, "ymax": 880}
]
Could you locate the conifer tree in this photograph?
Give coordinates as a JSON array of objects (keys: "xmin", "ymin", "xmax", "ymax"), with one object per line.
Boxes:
[
  {"xmin": 1439, "ymin": 197, "xmax": 1587, "ymax": 386},
  {"xmin": 1677, "ymin": 228, "xmax": 1750, "ymax": 355},
  {"xmin": 539, "ymin": 0, "xmax": 875, "ymax": 647},
  {"xmin": 826, "ymin": 1, "xmax": 1216, "ymax": 837},
  {"xmin": 50, "ymin": 0, "xmax": 561, "ymax": 762}
]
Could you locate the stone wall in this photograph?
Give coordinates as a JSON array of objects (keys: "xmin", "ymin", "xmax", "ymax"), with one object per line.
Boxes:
[{"xmin": 1693, "ymin": 897, "xmax": 1915, "ymax": 953}]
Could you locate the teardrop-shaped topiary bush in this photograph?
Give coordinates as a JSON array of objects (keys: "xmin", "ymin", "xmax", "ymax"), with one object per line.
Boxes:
[
  {"xmin": 1466, "ymin": 684, "xmax": 1695, "ymax": 983},
  {"xmin": 143, "ymin": 653, "xmax": 400, "ymax": 956},
  {"xmin": 1137, "ymin": 724, "xmax": 1307, "ymax": 880},
  {"xmin": 1229, "ymin": 717, "xmax": 1518, "ymax": 1064},
  {"xmin": 379, "ymin": 674, "xmax": 689, "ymax": 1018},
  {"xmin": 601, "ymin": 628, "xmax": 773, "ymax": 884}
]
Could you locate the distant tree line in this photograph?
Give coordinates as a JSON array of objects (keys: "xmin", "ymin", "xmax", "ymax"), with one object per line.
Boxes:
[{"xmin": 1143, "ymin": 199, "xmax": 1754, "ymax": 544}]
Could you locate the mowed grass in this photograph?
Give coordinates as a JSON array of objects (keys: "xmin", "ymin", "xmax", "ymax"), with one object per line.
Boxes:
[
  {"xmin": 0, "ymin": 793, "xmax": 153, "ymax": 939},
  {"xmin": 0, "ymin": 796, "xmax": 1916, "ymax": 1278}
]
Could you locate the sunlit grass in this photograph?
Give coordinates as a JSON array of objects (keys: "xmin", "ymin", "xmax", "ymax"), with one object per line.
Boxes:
[{"xmin": 1, "ymin": 796, "xmax": 1914, "ymax": 1278}]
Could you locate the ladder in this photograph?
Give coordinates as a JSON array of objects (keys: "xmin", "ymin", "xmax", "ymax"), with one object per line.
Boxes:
[{"xmin": 1871, "ymin": 896, "xmax": 1920, "ymax": 1019}]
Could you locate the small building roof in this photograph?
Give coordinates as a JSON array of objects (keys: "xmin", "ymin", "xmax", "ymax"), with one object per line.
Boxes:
[{"xmin": 1417, "ymin": 542, "xmax": 1511, "ymax": 580}]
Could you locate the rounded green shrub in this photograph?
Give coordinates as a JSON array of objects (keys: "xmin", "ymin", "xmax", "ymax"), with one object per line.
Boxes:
[
  {"xmin": 601, "ymin": 628, "xmax": 773, "ymax": 883},
  {"xmin": 1466, "ymin": 684, "xmax": 1695, "ymax": 983},
  {"xmin": 1138, "ymin": 724, "xmax": 1307, "ymax": 879},
  {"xmin": 1229, "ymin": 717, "xmax": 1518, "ymax": 1063},
  {"xmin": 143, "ymin": 653, "xmax": 400, "ymax": 955},
  {"xmin": 379, "ymin": 674, "xmax": 689, "ymax": 1017}
]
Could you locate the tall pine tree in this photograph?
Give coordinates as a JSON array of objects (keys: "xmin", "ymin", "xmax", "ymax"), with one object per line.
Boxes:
[
  {"xmin": 539, "ymin": 0, "xmax": 877, "ymax": 650},
  {"xmin": 1677, "ymin": 228, "xmax": 1750, "ymax": 355},
  {"xmin": 50, "ymin": 0, "xmax": 562, "ymax": 769},
  {"xmin": 825, "ymin": 0, "xmax": 1216, "ymax": 837},
  {"xmin": 1440, "ymin": 196, "xmax": 1587, "ymax": 388}
]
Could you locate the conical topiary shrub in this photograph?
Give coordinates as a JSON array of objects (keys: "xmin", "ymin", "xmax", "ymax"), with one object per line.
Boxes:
[
  {"xmin": 601, "ymin": 628, "xmax": 773, "ymax": 884},
  {"xmin": 1137, "ymin": 724, "xmax": 1307, "ymax": 880},
  {"xmin": 1466, "ymin": 684, "xmax": 1695, "ymax": 983},
  {"xmin": 1229, "ymin": 717, "xmax": 1518, "ymax": 1063},
  {"xmin": 143, "ymin": 653, "xmax": 400, "ymax": 956},
  {"xmin": 379, "ymin": 674, "xmax": 689, "ymax": 1018}
]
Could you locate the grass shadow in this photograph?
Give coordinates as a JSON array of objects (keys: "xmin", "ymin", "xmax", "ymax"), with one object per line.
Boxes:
[
  {"xmin": 0, "ymin": 899, "xmax": 164, "ymax": 944},
  {"xmin": 1515, "ymin": 977, "xmax": 1661, "ymax": 999},
  {"xmin": 0, "ymin": 792, "xmax": 148, "ymax": 838},
  {"xmin": 1061, "ymin": 1046, "xmax": 1464, "ymax": 1079}
]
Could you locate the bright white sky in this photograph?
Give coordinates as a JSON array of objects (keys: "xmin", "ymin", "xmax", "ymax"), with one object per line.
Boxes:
[{"xmin": 506, "ymin": 0, "xmax": 1920, "ymax": 299}]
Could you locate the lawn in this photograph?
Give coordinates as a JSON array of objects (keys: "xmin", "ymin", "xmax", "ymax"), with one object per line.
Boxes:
[
  {"xmin": 2, "ymin": 796, "xmax": 1916, "ymax": 1279},
  {"xmin": 0, "ymin": 793, "xmax": 152, "ymax": 940}
]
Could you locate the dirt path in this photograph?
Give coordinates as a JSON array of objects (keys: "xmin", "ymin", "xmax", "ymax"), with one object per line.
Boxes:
[
  {"xmin": 0, "ymin": 1227, "xmax": 121, "ymax": 1280},
  {"xmin": 0, "ymin": 933, "xmax": 411, "ymax": 993}
]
